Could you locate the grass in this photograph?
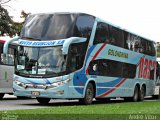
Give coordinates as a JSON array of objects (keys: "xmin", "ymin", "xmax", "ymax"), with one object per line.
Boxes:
[{"xmin": 0, "ymin": 100, "xmax": 160, "ymax": 120}]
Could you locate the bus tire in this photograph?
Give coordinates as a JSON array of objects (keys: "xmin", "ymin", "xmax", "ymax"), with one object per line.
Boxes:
[
  {"xmin": 0, "ymin": 93, "xmax": 4, "ymax": 100},
  {"xmin": 36, "ymin": 97, "xmax": 51, "ymax": 104},
  {"xmin": 130, "ymin": 86, "xmax": 139, "ymax": 102},
  {"xmin": 139, "ymin": 86, "xmax": 145, "ymax": 101},
  {"xmin": 79, "ymin": 83, "xmax": 94, "ymax": 105}
]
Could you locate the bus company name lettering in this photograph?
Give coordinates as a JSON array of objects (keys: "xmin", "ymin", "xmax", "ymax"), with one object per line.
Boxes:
[
  {"xmin": 108, "ymin": 49, "xmax": 128, "ymax": 59},
  {"xmin": 138, "ymin": 57, "xmax": 156, "ymax": 79},
  {"xmin": 19, "ymin": 40, "xmax": 65, "ymax": 46}
]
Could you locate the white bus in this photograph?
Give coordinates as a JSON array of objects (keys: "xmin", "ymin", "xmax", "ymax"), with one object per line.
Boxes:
[{"xmin": 0, "ymin": 39, "xmax": 17, "ymax": 99}]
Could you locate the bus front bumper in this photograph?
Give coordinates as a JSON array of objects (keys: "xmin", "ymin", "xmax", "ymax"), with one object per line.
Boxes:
[{"xmin": 13, "ymin": 83, "xmax": 68, "ymax": 98}]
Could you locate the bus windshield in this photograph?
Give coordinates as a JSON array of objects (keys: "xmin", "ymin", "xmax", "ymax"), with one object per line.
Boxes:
[
  {"xmin": 15, "ymin": 46, "xmax": 66, "ymax": 77},
  {"xmin": 20, "ymin": 14, "xmax": 76, "ymax": 40}
]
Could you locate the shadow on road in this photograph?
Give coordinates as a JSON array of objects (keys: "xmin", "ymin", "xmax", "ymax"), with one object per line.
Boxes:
[
  {"xmin": 17, "ymin": 98, "xmax": 141, "ymax": 107},
  {"xmin": 1, "ymin": 96, "xmax": 159, "ymax": 108}
]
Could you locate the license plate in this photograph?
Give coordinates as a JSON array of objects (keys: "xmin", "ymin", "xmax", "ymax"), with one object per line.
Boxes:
[{"xmin": 31, "ymin": 91, "xmax": 40, "ymax": 96}]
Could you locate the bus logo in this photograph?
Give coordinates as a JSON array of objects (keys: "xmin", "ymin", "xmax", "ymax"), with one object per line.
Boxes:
[{"xmin": 138, "ymin": 57, "xmax": 156, "ymax": 79}]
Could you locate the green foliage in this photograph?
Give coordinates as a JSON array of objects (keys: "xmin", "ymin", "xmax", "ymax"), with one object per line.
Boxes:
[
  {"xmin": 0, "ymin": 3, "xmax": 24, "ymax": 36},
  {"xmin": 0, "ymin": 5, "xmax": 12, "ymax": 36},
  {"xmin": 157, "ymin": 42, "xmax": 160, "ymax": 57}
]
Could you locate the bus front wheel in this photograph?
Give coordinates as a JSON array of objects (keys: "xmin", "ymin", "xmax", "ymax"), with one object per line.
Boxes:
[
  {"xmin": 0, "ymin": 93, "xmax": 4, "ymax": 100},
  {"xmin": 36, "ymin": 97, "xmax": 51, "ymax": 104},
  {"xmin": 79, "ymin": 83, "xmax": 94, "ymax": 105}
]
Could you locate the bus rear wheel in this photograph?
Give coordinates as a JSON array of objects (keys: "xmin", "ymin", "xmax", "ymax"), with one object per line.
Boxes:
[
  {"xmin": 79, "ymin": 83, "xmax": 94, "ymax": 105},
  {"xmin": 139, "ymin": 86, "xmax": 145, "ymax": 101},
  {"xmin": 0, "ymin": 93, "xmax": 4, "ymax": 100},
  {"xmin": 36, "ymin": 97, "xmax": 51, "ymax": 104},
  {"xmin": 132, "ymin": 86, "xmax": 139, "ymax": 102}
]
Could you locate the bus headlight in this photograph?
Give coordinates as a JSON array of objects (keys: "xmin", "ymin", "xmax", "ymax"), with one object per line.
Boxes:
[
  {"xmin": 51, "ymin": 78, "xmax": 71, "ymax": 87},
  {"xmin": 14, "ymin": 80, "xmax": 27, "ymax": 88},
  {"xmin": 14, "ymin": 80, "xmax": 21, "ymax": 85}
]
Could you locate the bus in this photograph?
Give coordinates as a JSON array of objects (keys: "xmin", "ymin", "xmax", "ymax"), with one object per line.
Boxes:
[
  {"xmin": 0, "ymin": 38, "xmax": 16, "ymax": 99},
  {"xmin": 3, "ymin": 13, "xmax": 159, "ymax": 104}
]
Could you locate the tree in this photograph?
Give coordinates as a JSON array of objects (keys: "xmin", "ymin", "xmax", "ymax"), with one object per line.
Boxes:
[
  {"xmin": 0, "ymin": 4, "xmax": 12, "ymax": 36},
  {"xmin": 0, "ymin": 0, "xmax": 25, "ymax": 36},
  {"xmin": 157, "ymin": 42, "xmax": 160, "ymax": 57},
  {"xmin": 21, "ymin": 10, "xmax": 30, "ymax": 20}
]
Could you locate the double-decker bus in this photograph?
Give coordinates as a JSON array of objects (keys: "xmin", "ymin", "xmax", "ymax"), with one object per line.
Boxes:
[
  {"xmin": 0, "ymin": 38, "xmax": 17, "ymax": 99},
  {"xmin": 3, "ymin": 13, "xmax": 159, "ymax": 104}
]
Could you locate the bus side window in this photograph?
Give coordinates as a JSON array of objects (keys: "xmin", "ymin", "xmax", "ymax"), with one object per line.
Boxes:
[
  {"xmin": 109, "ymin": 26, "xmax": 124, "ymax": 47},
  {"xmin": 126, "ymin": 33, "xmax": 143, "ymax": 53},
  {"xmin": 75, "ymin": 15, "xmax": 95, "ymax": 39},
  {"xmin": 88, "ymin": 60, "xmax": 99, "ymax": 75},
  {"xmin": 7, "ymin": 48, "xmax": 15, "ymax": 65},
  {"xmin": 88, "ymin": 59, "xmax": 123, "ymax": 77},
  {"xmin": 146, "ymin": 41, "xmax": 156, "ymax": 56},
  {"xmin": 93, "ymin": 22, "xmax": 110, "ymax": 45},
  {"xmin": 0, "ymin": 45, "xmax": 14, "ymax": 65}
]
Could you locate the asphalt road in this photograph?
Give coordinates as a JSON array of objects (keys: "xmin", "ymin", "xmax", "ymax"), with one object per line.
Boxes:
[
  {"xmin": 0, "ymin": 94, "xmax": 79, "ymax": 111},
  {"xmin": 0, "ymin": 94, "xmax": 158, "ymax": 111}
]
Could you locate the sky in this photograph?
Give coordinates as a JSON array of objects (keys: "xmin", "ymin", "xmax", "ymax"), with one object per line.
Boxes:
[{"xmin": 5, "ymin": 0, "xmax": 160, "ymax": 42}]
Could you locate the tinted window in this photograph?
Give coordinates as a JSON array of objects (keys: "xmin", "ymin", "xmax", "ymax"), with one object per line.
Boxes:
[
  {"xmin": 93, "ymin": 22, "xmax": 110, "ymax": 44},
  {"xmin": 125, "ymin": 33, "xmax": 142, "ymax": 52},
  {"xmin": 124, "ymin": 32, "xmax": 155, "ymax": 56},
  {"xmin": 75, "ymin": 15, "xmax": 95, "ymax": 39},
  {"xmin": 109, "ymin": 26, "xmax": 124, "ymax": 47},
  {"xmin": 88, "ymin": 59, "xmax": 123, "ymax": 77},
  {"xmin": 68, "ymin": 42, "xmax": 88, "ymax": 72},
  {"xmin": 123, "ymin": 63, "xmax": 136, "ymax": 78},
  {"xmin": 94, "ymin": 22, "xmax": 124, "ymax": 47},
  {"xmin": 0, "ymin": 45, "xmax": 15, "ymax": 66},
  {"xmin": 21, "ymin": 14, "xmax": 95, "ymax": 41},
  {"xmin": 88, "ymin": 59, "xmax": 136, "ymax": 78},
  {"xmin": 21, "ymin": 14, "xmax": 77, "ymax": 40},
  {"xmin": 146, "ymin": 41, "xmax": 156, "ymax": 56}
]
